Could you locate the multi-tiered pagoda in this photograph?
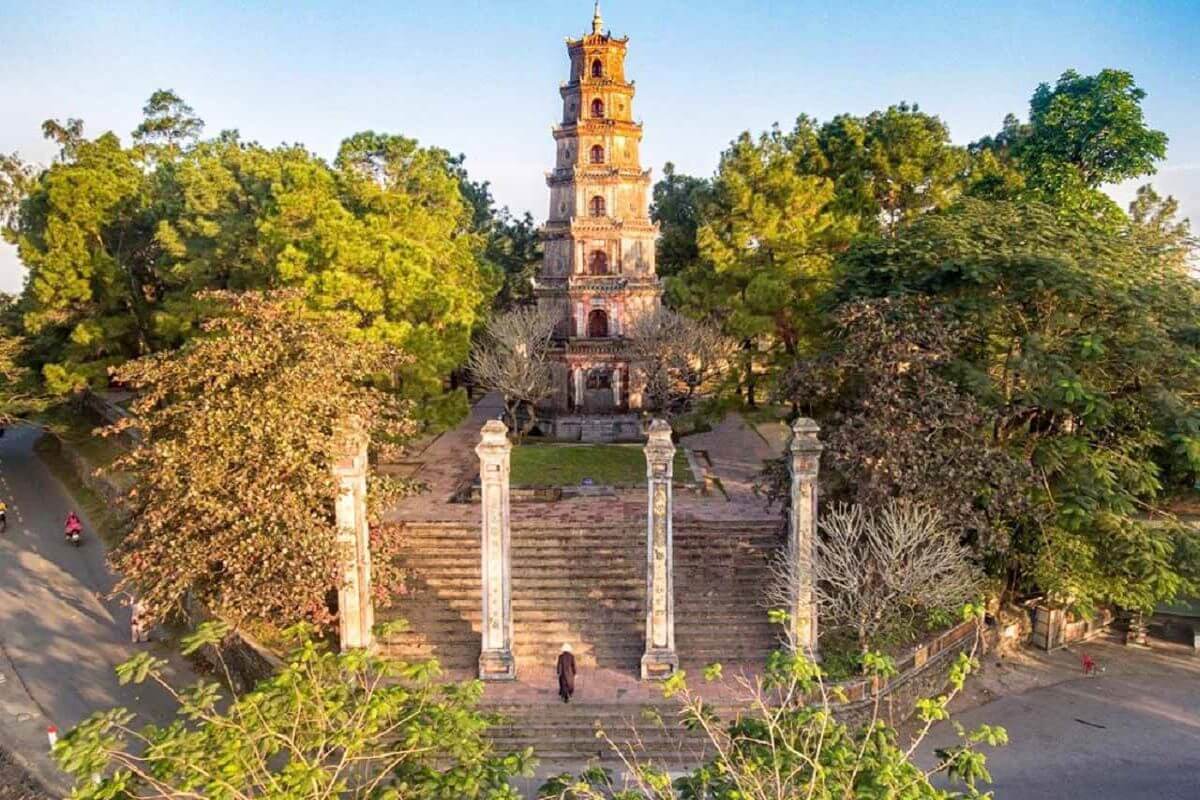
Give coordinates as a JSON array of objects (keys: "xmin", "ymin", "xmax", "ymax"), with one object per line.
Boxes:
[{"xmin": 536, "ymin": 3, "xmax": 662, "ymax": 441}]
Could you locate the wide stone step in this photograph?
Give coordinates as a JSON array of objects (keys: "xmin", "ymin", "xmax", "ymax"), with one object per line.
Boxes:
[
  {"xmin": 397, "ymin": 533, "xmax": 783, "ymax": 544},
  {"xmin": 398, "ymin": 549, "xmax": 776, "ymax": 558},
  {"xmin": 382, "ymin": 607, "xmax": 778, "ymax": 623},
  {"xmin": 381, "ymin": 614, "xmax": 777, "ymax": 633},
  {"xmin": 395, "ymin": 523, "xmax": 782, "ymax": 533},
  {"xmin": 397, "ymin": 557, "xmax": 776, "ymax": 570},
  {"xmin": 397, "ymin": 528, "xmax": 783, "ymax": 537},
  {"xmin": 382, "ymin": 605, "xmax": 767, "ymax": 622}
]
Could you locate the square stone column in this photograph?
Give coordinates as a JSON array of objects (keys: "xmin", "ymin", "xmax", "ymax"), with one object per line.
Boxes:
[
  {"xmin": 333, "ymin": 418, "xmax": 374, "ymax": 651},
  {"xmin": 477, "ymin": 420, "xmax": 516, "ymax": 680},
  {"xmin": 641, "ymin": 419, "xmax": 678, "ymax": 680},
  {"xmin": 789, "ymin": 418, "xmax": 823, "ymax": 660}
]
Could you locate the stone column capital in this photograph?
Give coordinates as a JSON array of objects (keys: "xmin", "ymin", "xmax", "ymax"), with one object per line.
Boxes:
[
  {"xmin": 476, "ymin": 419, "xmax": 512, "ymax": 456},
  {"xmin": 789, "ymin": 417, "xmax": 823, "ymax": 454},
  {"xmin": 644, "ymin": 418, "xmax": 676, "ymax": 470},
  {"xmin": 332, "ymin": 416, "xmax": 370, "ymax": 478}
]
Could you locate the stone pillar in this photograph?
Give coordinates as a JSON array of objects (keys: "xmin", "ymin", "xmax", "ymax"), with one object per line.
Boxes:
[
  {"xmin": 333, "ymin": 418, "xmax": 374, "ymax": 651},
  {"xmin": 477, "ymin": 420, "xmax": 516, "ymax": 680},
  {"xmin": 1125, "ymin": 611, "xmax": 1149, "ymax": 647},
  {"xmin": 573, "ymin": 367, "xmax": 585, "ymax": 410},
  {"xmin": 789, "ymin": 418, "xmax": 823, "ymax": 660},
  {"xmin": 641, "ymin": 419, "xmax": 678, "ymax": 679}
]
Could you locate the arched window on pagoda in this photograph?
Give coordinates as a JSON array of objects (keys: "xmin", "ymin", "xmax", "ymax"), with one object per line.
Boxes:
[
  {"xmin": 591, "ymin": 59, "xmax": 603, "ymax": 78},
  {"xmin": 590, "ymin": 145, "xmax": 604, "ymax": 164},
  {"xmin": 589, "ymin": 251, "xmax": 608, "ymax": 275},
  {"xmin": 591, "ymin": 98, "xmax": 604, "ymax": 118},
  {"xmin": 587, "ymin": 309, "xmax": 609, "ymax": 338},
  {"xmin": 589, "ymin": 195, "xmax": 606, "ymax": 217}
]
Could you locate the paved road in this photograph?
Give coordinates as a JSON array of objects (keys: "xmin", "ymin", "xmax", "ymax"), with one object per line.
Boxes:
[
  {"xmin": 919, "ymin": 673, "xmax": 1200, "ymax": 799},
  {"xmin": 0, "ymin": 425, "xmax": 187, "ymax": 792}
]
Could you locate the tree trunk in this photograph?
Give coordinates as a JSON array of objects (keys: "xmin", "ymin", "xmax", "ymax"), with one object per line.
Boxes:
[{"xmin": 742, "ymin": 339, "xmax": 757, "ymax": 409}]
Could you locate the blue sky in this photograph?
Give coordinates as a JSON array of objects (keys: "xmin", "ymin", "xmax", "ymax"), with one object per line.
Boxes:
[{"xmin": 2, "ymin": 0, "xmax": 1198, "ymax": 292}]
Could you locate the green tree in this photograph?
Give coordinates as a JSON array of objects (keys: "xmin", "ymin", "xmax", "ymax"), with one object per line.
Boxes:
[
  {"xmin": 671, "ymin": 129, "xmax": 851, "ymax": 406},
  {"xmin": 836, "ymin": 198, "xmax": 1200, "ymax": 612},
  {"xmin": 106, "ymin": 291, "xmax": 415, "ymax": 627},
  {"xmin": 9, "ymin": 94, "xmax": 497, "ymax": 428},
  {"xmin": 650, "ymin": 163, "xmax": 711, "ymax": 279},
  {"xmin": 774, "ymin": 297, "xmax": 1036, "ymax": 558},
  {"xmin": 56, "ymin": 621, "xmax": 532, "ymax": 800},
  {"xmin": 0, "ymin": 151, "xmax": 35, "ymax": 234},
  {"xmin": 0, "ymin": 294, "xmax": 45, "ymax": 425},
  {"xmin": 812, "ymin": 103, "xmax": 968, "ymax": 235},
  {"xmin": 132, "ymin": 89, "xmax": 205, "ymax": 150},
  {"xmin": 1127, "ymin": 184, "xmax": 1196, "ymax": 272},
  {"xmin": 13, "ymin": 126, "xmax": 156, "ymax": 391},
  {"xmin": 486, "ymin": 209, "xmax": 542, "ymax": 309},
  {"xmin": 450, "ymin": 163, "xmax": 542, "ymax": 310},
  {"xmin": 973, "ymin": 70, "xmax": 1168, "ymax": 214}
]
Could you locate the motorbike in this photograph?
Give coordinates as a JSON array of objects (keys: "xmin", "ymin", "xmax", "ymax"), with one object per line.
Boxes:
[{"xmin": 65, "ymin": 520, "xmax": 83, "ymax": 546}]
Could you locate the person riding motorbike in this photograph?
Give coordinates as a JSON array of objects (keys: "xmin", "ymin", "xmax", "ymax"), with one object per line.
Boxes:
[{"xmin": 64, "ymin": 511, "xmax": 83, "ymax": 543}]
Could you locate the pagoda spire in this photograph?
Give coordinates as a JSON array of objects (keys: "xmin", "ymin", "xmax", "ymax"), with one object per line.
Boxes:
[{"xmin": 591, "ymin": 1, "xmax": 603, "ymax": 34}]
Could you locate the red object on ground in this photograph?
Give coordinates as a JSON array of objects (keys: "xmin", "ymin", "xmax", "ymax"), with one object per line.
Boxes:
[{"xmin": 1081, "ymin": 653, "xmax": 1096, "ymax": 675}]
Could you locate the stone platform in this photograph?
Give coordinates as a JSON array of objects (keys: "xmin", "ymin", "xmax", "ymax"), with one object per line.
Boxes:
[{"xmin": 545, "ymin": 412, "xmax": 643, "ymax": 442}]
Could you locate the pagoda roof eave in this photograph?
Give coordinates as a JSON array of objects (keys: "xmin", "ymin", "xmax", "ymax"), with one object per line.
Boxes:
[{"xmin": 566, "ymin": 33, "xmax": 629, "ymax": 49}]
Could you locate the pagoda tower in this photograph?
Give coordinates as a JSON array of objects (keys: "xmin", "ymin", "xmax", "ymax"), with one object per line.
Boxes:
[{"xmin": 536, "ymin": 3, "xmax": 662, "ymax": 439}]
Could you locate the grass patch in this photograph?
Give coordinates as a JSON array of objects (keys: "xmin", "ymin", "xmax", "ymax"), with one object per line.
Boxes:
[{"xmin": 510, "ymin": 443, "xmax": 694, "ymax": 487}]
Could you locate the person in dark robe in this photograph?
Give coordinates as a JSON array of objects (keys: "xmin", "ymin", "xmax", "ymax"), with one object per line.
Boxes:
[{"xmin": 556, "ymin": 643, "xmax": 576, "ymax": 703}]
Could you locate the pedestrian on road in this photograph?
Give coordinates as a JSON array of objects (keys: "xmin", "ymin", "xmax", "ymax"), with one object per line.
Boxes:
[
  {"xmin": 556, "ymin": 643, "xmax": 576, "ymax": 703},
  {"xmin": 130, "ymin": 597, "xmax": 151, "ymax": 643},
  {"xmin": 0, "ymin": 499, "xmax": 7, "ymax": 532}
]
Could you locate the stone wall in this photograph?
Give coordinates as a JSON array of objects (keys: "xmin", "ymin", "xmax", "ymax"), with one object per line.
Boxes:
[
  {"xmin": 43, "ymin": 433, "xmax": 132, "ymax": 527},
  {"xmin": 182, "ymin": 599, "xmax": 284, "ymax": 692},
  {"xmin": 1031, "ymin": 605, "xmax": 1113, "ymax": 651},
  {"xmin": 827, "ymin": 619, "xmax": 981, "ymax": 728},
  {"xmin": 81, "ymin": 389, "xmax": 141, "ymax": 446}
]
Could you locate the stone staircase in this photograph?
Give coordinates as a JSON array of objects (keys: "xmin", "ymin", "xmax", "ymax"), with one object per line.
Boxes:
[
  {"xmin": 378, "ymin": 520, "xmax": 786, "ymax": 675},
  {"xmin": 487, "ymin": 702, "xmax": 719, "ymax": 767},
  {"xmin": 378, "ymin": 518, "xmax": 782, "ymax": 765}
]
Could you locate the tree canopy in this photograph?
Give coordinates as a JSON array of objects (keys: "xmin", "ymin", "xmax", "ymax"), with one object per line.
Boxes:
[
  {"xmin": 660, "ymin": 66, "xmax": 1198, "ymax": 615},
  {"xmin": 106, "ymin": 291, "xmax": 416, "ymax": 627},
  {"xmin": 6, "ymin": 93, "xmax": 500, "ymax": 425},
  {"xmin": 668, "ymin": 128, "xmax": 852, "ymax": 404},
  {"xmin": 834, "ymin": 199, "xmax": 1200, "ymax": 611},
  {"xmin": 971, "ymin": 69, "xmax": 1169, "ymax": 214}
]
